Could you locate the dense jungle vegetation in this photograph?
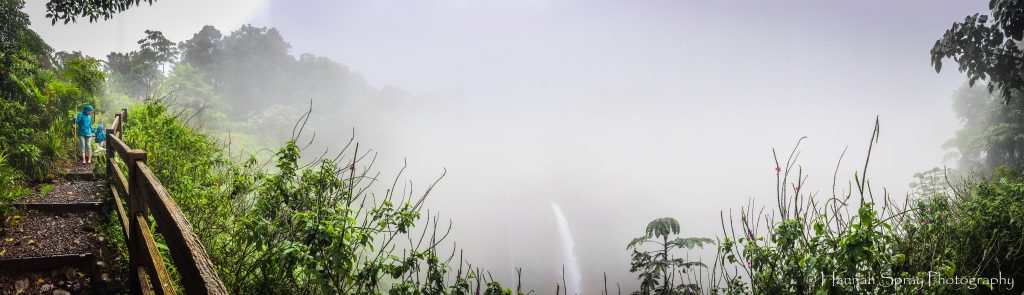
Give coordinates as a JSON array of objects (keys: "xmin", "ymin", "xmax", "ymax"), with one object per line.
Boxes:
[
  {"xmin": 0, "ymin": 0, "xmax": 105, "ymax": 224},
  {"xmin": 1, "ymin": 0, "xmax": 1023, "ymax": 294}
]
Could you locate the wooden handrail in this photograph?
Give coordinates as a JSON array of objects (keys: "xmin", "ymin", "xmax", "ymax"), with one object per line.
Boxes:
[{"xmin": 105, "ymin": 108, "xmax": 229, "ymax": 294}]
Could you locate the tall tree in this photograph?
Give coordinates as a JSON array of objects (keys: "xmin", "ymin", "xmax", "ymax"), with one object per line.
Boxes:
[
  {"xmin": 179, "ymin": 25, "xmax": 224, "ymax": 89},
  {"xmin": 161, "ymin": 63, "xmax": 223, "ymax": 124},
  {"xmin": 219, "ymin": 25, "xmax": 294, "ymax": 115},
  {"xmin": 0, "ymin": 0, "xmax": 49, "ymax": 71},
  {"xmin": 106, "ymin": 50, "xmax": 160, "ymax": 98},
  {"xmin": 57, "ymin": 54, "xmax": 105, "ymax": 98},
  {"xmin": 933, "ymin": 2, "xmax": 1024, "ymax": 171},
  {"xmin": 138, "ymin": 29, "xmax": 178, "ymax": 72},
  {"xmin": 0, "ymin": 0, "xmax": 51, "ymax": 106},
  {"xmin": 931, "ymin": 1, "xmax": 1024, "ymax": 99},
  {"xmin": 106, "ymin": 30, "xmax": 177, "ymax": 98},
  {"xmin": 180, "ymin": 25, "xmax": 223, "ymax": 68}
]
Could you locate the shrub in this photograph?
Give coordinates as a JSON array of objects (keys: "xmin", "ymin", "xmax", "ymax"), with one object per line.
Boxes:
[
  {"xmin": 0, "ymin": 151, "xmax": 31, "ymax": 225},
  {"xmin": 902, "ymin": 168, "xmax": 1024, "ymax": 294},
  {"xmin": 712, "ymin": 123, "xmax": 1023, "ymax": 294},
  {"xmin": 714, "ymin": 127, "xmax": 950, "ymax": 294},
  {"xmin": 0, "ymin": 53, "xmax": 101, "ymax": 181},
  {"xmin": 120, "ymin": 99, "xmax": 519, "ymax": 294}
]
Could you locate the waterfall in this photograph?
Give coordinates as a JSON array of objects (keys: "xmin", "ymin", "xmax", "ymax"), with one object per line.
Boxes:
[{"xmin": 550, "ymin": 202, "xmax": 582, "ymax": 295}]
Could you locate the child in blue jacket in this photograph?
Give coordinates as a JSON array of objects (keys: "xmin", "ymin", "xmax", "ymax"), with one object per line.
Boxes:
[{"xmin": 75, "ymin": 105, "xmax": 94, "ymax": 164}]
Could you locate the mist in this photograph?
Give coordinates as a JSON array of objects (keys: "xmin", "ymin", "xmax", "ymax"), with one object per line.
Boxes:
[{"xmin": 27, "ymin": 0, "xmax": 989, "ymax": 292}]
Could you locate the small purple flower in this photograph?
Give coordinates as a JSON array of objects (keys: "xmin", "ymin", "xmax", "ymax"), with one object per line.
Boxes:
[
  {"xmin": 745, "ymin": 230, "xmax": 754, "ymax": 240},
  {"xmin": 348, "ymin": 164, "xmax": 356, "ymax": 171},
  {"xmin": 922, "ymin": 220, "xmax": 930, "ymax": 225},
  {"xmin": 775, "ymin": 166, "xmax": 781, "ymax": 174}
]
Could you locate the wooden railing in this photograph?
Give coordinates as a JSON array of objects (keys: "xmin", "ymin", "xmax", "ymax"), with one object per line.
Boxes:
[{"xmin": 105, "ymin": 109, "xmax": 228, "ymax": 295}]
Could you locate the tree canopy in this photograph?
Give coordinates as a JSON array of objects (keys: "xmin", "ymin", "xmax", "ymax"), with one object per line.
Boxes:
[
  {"xmin": 44, "ymin": 0, "xmax": 155, "ymax": 24},
  {"xmin": 0, "ymin": 0, "xmax": 50, "ymax": 70},
  {"xmin": 933, "ymin": 1, "xmax": 1024, "ymax": 172}
]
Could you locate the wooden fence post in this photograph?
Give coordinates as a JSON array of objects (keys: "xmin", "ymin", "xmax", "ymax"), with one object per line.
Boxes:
[
  {"xmin": 120, "ymin": 109, "xmax": 127, "ymax": 136},
  {"xmin": 105, "ymin": 127, "xmax": 114, "ymax": 179},
  {"xmin": 127, "ymin": 149, "xmax": 148, "ymax": 295}
]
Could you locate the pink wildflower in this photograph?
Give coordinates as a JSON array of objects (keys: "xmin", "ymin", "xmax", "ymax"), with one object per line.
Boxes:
[
  {"xmin": 922, "ymin": 220, "xmax": 930, "ymax": 225},
  {"xmin": 745, "ymin": 230, "xmax": 754, "ymax": 239},
  {"xmin": 775, "ymin": 166, "xmax": 781, "ymax": 174}
]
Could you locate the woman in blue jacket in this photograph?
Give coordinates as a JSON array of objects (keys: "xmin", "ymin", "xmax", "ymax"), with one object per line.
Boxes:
[{"xmin": 75, "ymin": 105, "xmax": 94, "ymax": 164}]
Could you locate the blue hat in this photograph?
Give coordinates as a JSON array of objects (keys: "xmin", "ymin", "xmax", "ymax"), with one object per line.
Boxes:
[{"xmin": 83, "ymin": 105, "xmax": 94, "ymax": 112}]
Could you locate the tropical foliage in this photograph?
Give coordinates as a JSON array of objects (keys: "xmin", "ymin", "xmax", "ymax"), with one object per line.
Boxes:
[
  {"xmin": 628, "ymin": 217, "xmax": 713, "ymax": 295},
  {"xmin": 116, "ymin": 100, "xmax": 524, "ymax": 294},
  {"xmin": 2, "ymin": 0, "xmax": 1023, "ymax": 294},
  {"xmin": 932, "ymin": 1, "xmax": 1024, "ymax": 172},
  {"xmin": 712, "ymin": 131, "xmax": 1023, "ymax": 294},
  {"xmin": 106, "ymin": 24, "xmax": 383, "ymax": 151},
  {"xmin": 44, "ymin": 0, "xmax": 155, "ymax": 24},
  {"xmin": 0, "ymin": 0, "xmax": 105, "ymax": 223}
]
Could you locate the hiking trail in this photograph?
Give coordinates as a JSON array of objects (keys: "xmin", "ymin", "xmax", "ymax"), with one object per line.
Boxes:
[{"xmin": 0, "ymin": 162, "xmax": 122, "ymax": 294}]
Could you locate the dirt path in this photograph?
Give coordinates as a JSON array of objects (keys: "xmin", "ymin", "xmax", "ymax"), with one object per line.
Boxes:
[{"xmin": 0, "ymin": 162, "xmax": 121, "ymax": 294}]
